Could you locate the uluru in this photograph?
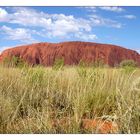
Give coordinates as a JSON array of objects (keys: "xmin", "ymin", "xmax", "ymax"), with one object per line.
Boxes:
[{"xmin": 0, "ymin": 41, "xmax": 140, "ymax": 67}]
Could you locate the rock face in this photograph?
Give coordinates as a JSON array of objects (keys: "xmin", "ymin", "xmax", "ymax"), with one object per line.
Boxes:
[{"xmin": 0, "ymin": 41, "xmax": 140, "ymax": 67}]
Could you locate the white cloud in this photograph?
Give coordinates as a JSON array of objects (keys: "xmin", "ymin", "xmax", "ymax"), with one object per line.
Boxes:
[
  {"xmin": 46, "ymin": 15, "xmax": 92, "ymax": 38},
  {"xmin": 136, "ymin": 50, "xmax": 140, "ymax": 54},
  {"xmin": 9, "ymin": 7, "xmax": 51, "ymax": 28},
  {"xmin": 0, "ymin": 7, "xmax": 123, "ymax": 41},
  {"xmin": 9, "ymin": 8, "xmax": 90, "ymax": 33},
  {"xmin": 0, "ymin": 44, "xmax": 26, "ymax": 53},
  {"xmin": 99, "ymin": 7, "xmax": 125, "ymax": 13},
  {"xmin": 0, "ymin": 8, "xmax": 9, "ymax": 22},
  {"xmin": 1, "ymin": 25, "xmax": 37, "ymax": 43},
  {"xmin": 75, "ymin": 32, "xmax": 97, "ymax": 40},
  {"xmin": 0, "ymin": 8, "xmax": 93, "ymax": 39},
  {"xmin": 83, "ymin": 6, "xmax": 125, "ymax": 13},
  {"xmin": 90, "ymin": 15, "xmax": 122, "ymax": 28},
  {"xmin": 84, "ymin": 7, "xmax": 97, "ymax": 12},
  {"xmin": 0, "ymin": 46, "xmax": 13, "ymax": 53},
  {"xmin": 0, "ymin": 46, "xmax": 9, "ymax": 53},
  {"xmin": 122, "ymin": 15, "xmax": 136, "ymax": 19}
]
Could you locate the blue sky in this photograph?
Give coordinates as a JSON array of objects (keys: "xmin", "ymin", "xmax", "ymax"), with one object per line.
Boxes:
[{"xmin": 0, "ymin": 6, "xmax": 140, "ymax": 53}]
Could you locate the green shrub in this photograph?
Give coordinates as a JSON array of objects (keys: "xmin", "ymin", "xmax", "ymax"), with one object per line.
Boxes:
[
  {"xmin": 119, "ymin": 60, "xmax": 138, "ymax": 73},
  {"xmin": 93, "ymin": 59, "xmax": 105, "ymax": 68},
  {"xmin": 77, "ymin": 60, "xmax": 88, "ymax": 78},
  {"xmin": 26, "ymin": 67, "xmax": 45, "ymax": 86},
  {"xmin": 120, "ymin": 60, "xmax": 137, "ymax": 68},
  {"xmin": 52, "ymin": 58, "xmax": 64, "ymax": 70},
  {"xmin": 2, "ymin": 56, "xmax": 28, "ymax": 68}
]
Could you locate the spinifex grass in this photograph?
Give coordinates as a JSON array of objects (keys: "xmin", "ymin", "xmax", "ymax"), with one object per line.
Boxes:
[{"xmin": 0, "ymin": 66, "xmax": 140, "ymax": 133}]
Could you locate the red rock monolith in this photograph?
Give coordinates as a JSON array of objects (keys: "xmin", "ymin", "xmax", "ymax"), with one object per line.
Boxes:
[{"xmin": 0, "ymin": 41, "xmax": 140, "ymax": 67}]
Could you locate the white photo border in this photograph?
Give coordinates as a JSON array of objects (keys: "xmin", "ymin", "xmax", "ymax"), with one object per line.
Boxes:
[
  {"xmin": 1, "ymin": 134, "xmax": 140, "ymax": 140},
  {"xmin": 0, "ymin": 0, "xmax": 140, "ymax": 6},
  {"xmin": 0, "ymin": 0, "xmax": 140, "ymax": 140}
]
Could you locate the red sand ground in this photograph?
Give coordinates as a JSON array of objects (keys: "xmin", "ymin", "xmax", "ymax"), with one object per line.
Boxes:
[
  {"xmin": 82, "ymin": 119, "xmax": 118, "ymax": 133},
  {"xmin": 52, "ymin": 117, "xmax": 118, "ymax": 133}
]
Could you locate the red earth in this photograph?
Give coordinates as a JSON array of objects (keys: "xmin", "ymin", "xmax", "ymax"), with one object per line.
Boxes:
[
  {"xmin": 82, "ymin": 118, "xmax": 118, "ymax": 133},
  {"xmin": 52, "ymin": 118, "xmax": 118, "ymax": 133},
  {"xmin": 0, "ymin": 41, "xmax": 140, "ymax": 66}
]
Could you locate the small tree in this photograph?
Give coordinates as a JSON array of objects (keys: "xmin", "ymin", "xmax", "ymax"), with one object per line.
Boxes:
[
  {"xmin": 120, "ymin": 60, "xmax": 137, "ymax": 68},
  {"xmin": 52, "ymin": 58, "xmax": 64, "ymax": 70}
]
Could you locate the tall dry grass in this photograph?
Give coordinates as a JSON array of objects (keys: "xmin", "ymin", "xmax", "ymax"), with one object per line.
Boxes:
[{"xmin": 0, "ymin": 65, "xmax": 140, "ymax": 133}]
